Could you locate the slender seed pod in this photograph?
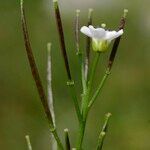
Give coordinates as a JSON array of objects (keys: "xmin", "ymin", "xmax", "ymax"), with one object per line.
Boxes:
[{"xmin": 108, "ymin": 9, "xmax": 128, "ymax": 70}]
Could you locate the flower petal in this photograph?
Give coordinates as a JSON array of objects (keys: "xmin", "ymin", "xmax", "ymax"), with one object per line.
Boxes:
[
  {"xmin": 104, "ymin": 29, "xmax": 124, "ymax": 41},
  {"xmin": 80, "ymin": 26, "xmax": 93, "ymax": 38},
  {"xmin": 89, "ymin": 25, "xmax": 106, "ymax": 39}
]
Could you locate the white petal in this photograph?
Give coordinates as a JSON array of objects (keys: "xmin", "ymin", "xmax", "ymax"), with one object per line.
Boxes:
[
  {"xmin": 105, "ymin": 29, "xmax": 124, "ymax": 41},
  {"xmin": 80, "ymin": 26, "xmax": 93, "ymax": 38},
  {"xmin": 89, "ymin": 25, "xmax": 106, "ymax": 39}
]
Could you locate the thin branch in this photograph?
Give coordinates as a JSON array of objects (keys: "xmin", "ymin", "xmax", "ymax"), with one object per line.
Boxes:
[
  {"xmin": 88, "ymin": 69, "xmax": 110, "ymax": 109},
  {"xmin": 67, "ymin": 81, "xmax": 82, "ymax": 123},
  {"xmin": 64, "ymin": 128, "xmax": 71, "ymax": 150},
  {"xmin": 96, "ymin": 132, "xmax": 106, "ymax": 150},
  {"xmin": 47, "ymin": 43, "xmax": 57, "ymax": 150},
  {"xmin": 101, "ymin": 113, "xmax": 112, "ymax": 132},
  {"xmin": 77, "ymin": 52, "xmax": 100, "ymax": 150},
  {"xmin": 82, "ymin": 52, "xmax": 100, "ymax": 115},
  {"xmin": 25, "ymin": 135, "xmax": 32, "ymax": 150},
  {"xmin": 96, "ymin": 113, "xmax": 112, "ymax": 150},
  {"xmin": 74, "ymin": 9, "xmax": 87, "ymax": 94}
]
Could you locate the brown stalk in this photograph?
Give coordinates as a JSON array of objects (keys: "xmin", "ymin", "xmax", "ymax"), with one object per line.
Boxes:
[
  {"xmin": 107, "ymin": 9, "xmax": 128, "ymax": 70},
  {"xmin": 20, "ymin": 0, "xmax": 53, "ymax": 126},
  {"xmin": 53, "ymin": 0, "xmax": 72, "ymax": 80}
]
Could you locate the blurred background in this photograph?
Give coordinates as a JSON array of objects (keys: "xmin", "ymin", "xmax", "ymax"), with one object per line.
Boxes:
[{"xmin": 0, "ymin": 0, "xmax": 150, "ymax": 149}]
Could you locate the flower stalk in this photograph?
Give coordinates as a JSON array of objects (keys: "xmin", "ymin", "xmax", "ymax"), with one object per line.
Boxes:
[
  {"xmin": 82, "ymin": 52, "xmax": 100, "ymax": 117},
  {"xmin": 88, "ymin": 68, "xmax": 110, "ymax": 109},
  {"xmin": 77, "ymin": 52, "xmax": 101, "ymax": 150}
]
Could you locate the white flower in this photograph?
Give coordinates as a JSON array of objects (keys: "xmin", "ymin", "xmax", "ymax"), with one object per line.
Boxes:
[{"xmin": 80, "ymin": 25, "xmax": 123, "ymax": 52}]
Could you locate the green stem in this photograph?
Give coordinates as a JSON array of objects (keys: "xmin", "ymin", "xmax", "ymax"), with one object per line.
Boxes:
[
  {"xmin": 76, "ymin": 120, "xmax": 86, "ymax": 150},
  {"xmin": 78, "ymin": 52, "xmax": 87, "ymax": 94},
  {"xmin": 88, "ymin": 52, "xmax": 101, "ymax": 92},
  {"xmin": 96, "ymin": 113, "xmax": 112, "ymax": 150},
  {"xmin": 67, "ymin": 80, "xmax": 82, "ymax": 123},
  {"xmin": 77, "ymin": 68, "xmax": 110, "ymax": 150},
  {"xmin": 75, "ymin": 9, "xmax": 87, "ymax": 94},
  {"xmin": 88, "ymin": 68, "xmax": 110, "ymax": 109},
  {"xmin": 96, "ymin": 132, "xmax": 106, "ymax": 150},
  {"xmin": 82, "ymin": 52, "xmax": 100, "ymax": 117},
  {"xmin": 51, "ymin": 128, "xmax": 64, "ymax": 150},
  {"xmin": 77, "ymin": 52, "xmax": 100, "ymax": 150}
]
